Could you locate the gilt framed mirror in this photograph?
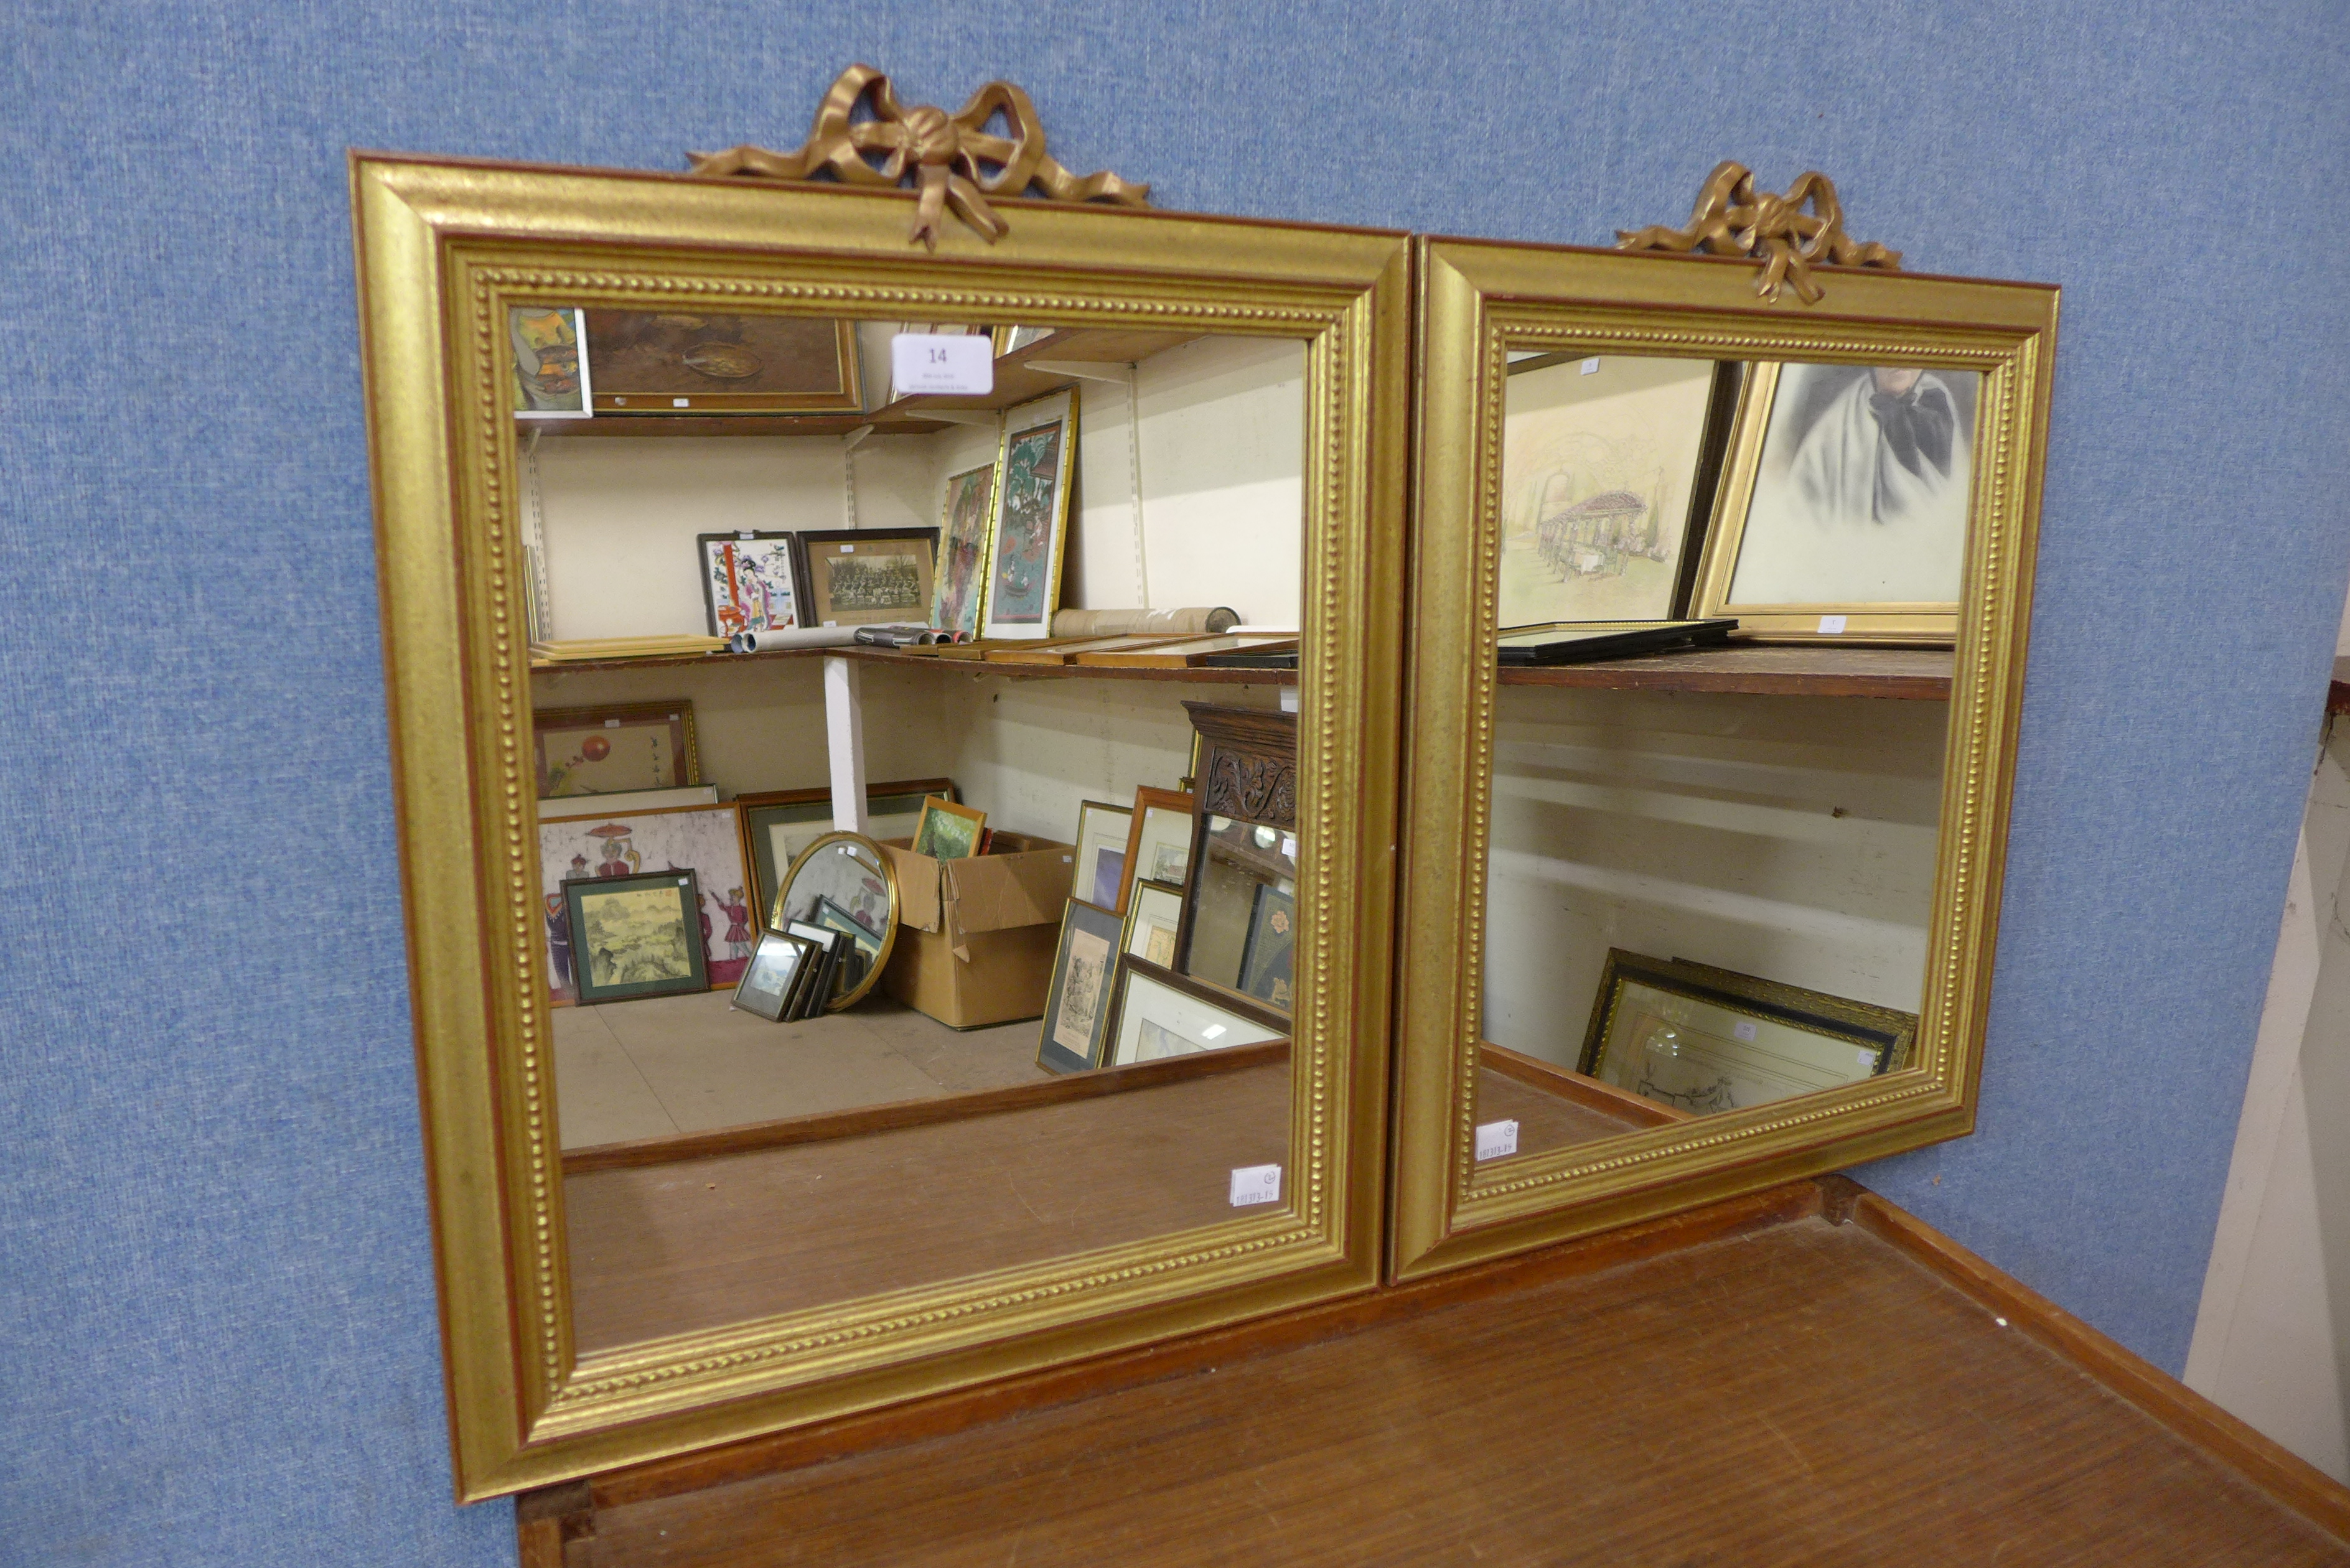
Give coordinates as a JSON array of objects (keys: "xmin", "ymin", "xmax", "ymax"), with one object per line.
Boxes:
[
  {"xmin": 353, "ymin": 90, "xmax": 1408, "ymax": 1495},
  {"xmin": 1391, "ymin": 215, "xmax": 2057, "ymax": 1279}
]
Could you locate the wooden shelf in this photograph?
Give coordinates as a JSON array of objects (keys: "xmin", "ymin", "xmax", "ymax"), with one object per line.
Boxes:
[
  {"xmin": 529, "ymin": 325, "xmax": 1205, "ymax": 440},
  {"xmin": 1501, "ymin": 644, "xmax": 1952, "ymax": 701},
  {"xmin": 529, "ymin": 643, "xmax": 1297, "ymax": 684}
]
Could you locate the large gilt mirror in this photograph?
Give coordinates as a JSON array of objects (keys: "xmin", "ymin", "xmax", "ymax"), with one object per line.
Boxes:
[
  {"xmin": 355, "ymin": 98, "xmax": 1406, "ymax": 1495},
  {"xmin": 1392, "ymin": 223, "xmax": 2056, "ymax": 1277}
]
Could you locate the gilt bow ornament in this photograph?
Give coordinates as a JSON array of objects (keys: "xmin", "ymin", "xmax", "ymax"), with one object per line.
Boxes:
[
  {"xmin": 690, "ymin": 65, "xmax": 1151, "ymax": 249},
  {"xmin": 1616, "ymin": 162, "xmax": 1901, "ymax": 304}
]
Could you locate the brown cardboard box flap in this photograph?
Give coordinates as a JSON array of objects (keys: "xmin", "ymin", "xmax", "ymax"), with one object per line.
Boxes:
[
  {"xmin": 881, "ymin": 834, "xmax": 1074, "ymax": 941},
  {"xmin": 879, "ymin": 840, "xmax": 942, "ymax": 933}
]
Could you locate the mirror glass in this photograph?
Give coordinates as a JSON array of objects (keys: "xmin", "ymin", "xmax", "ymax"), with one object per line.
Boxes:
[
  {"xmin": 1475, "ymin": 353, "xmax": 1957, "ymax": 1159},
  {"xmin": 525, "ymin": 312, "xmax": 1309, "ymax": 1352}
]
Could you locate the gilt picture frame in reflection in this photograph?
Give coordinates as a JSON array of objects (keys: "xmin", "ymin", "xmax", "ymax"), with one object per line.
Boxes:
[
  {"xmin": 978, "ymin": 388, "xmax": 1077, "ymax": 640},
  {"xmin": 1692, "ymin": 362, "xmax": 1980, "ymax": 642},
  {"xmin": 933, "ymin": 464, "xmax": 996, "ymax": 637},
  {"xmin": 1576, "ymin": 950, "xmax": 1916, "ymax": 1118},
  {"xmin": 1103, "ymin": 958, "xmax": 1288, "ymax": 1069},
  {"xmin": 564, "ymin": 870, "xmax": 709, "ymax": 1005}
]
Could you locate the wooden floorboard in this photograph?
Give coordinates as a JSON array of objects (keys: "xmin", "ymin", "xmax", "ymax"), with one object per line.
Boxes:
[{"xmin": 569, "ymin": 1203, "xmax": 2350, "ymax": 1567}]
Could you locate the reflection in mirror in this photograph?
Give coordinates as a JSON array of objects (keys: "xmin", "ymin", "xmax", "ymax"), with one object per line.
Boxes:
[
  {"xmin": 525, "ymin": 315, "xmax": 1307, "ymax": 1350},
  {"xmin": 1476, "ymin": 355, "xmax": 1952, "ymax": 1162}
]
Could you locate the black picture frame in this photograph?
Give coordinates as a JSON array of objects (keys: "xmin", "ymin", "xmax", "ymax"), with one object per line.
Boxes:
[
  {"xmin": 785, "ymin": 919, "xmax": 845, "ymax": 1017},
  {"xmin": 1036, "ymin": 898, "xmax": 1125, "ymax": 1075},
  {"xmin": 563, "ymin": 869, "xmax": 709, "ymax": 1004},
  {"xmin": 696, "ymin": 530, "xmax": 802, "ymax": 640},
  {"xmin": 790, "ymin": 527, "xmax": 941, "ymax": 630},
  {"xmin": 731, "ymin": 929, "xmax": 817, "ymax": 1021}
]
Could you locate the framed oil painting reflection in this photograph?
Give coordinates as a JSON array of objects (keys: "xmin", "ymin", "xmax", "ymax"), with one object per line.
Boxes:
[
  {"xmin": 978, "ymin": 389, "xmax": 1077, "ymax": 640},
  {"xmin": 1576, "ymin": 950, "xmax": 1917, "ymax": 1118},
  {"xmin": 583, "ymin": 309, "xmax": 860, "ymax": 414},
  {"xmin": 510, "ymin": 304, "xmax": 590, "ymax": 418},
  {"xmin": 1693, "ymin": 362, "xmax": 1980, "ymax": 642},
  {"xmin": 932, "ymin": 464, "xmax": 995, "ymax": 636}
]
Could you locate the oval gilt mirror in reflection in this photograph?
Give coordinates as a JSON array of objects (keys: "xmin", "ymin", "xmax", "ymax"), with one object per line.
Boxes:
[{"xmin": 772, "ymin": 830, "xmax": 898, "ymax": 1008}]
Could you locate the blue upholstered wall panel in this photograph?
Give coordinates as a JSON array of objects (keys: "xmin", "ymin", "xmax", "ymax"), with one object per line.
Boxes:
[{"xmin": 6, "ymin": 3, "xmax": 2347, "ymax": 1561}]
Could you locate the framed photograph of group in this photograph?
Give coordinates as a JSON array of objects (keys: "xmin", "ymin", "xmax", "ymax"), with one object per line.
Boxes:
[
  {"xmin": 978, "ymin": 389, "xmax": 1078, "ymax": 640},
  {"xmin": 792, "ymin": 528, "xmax": 940, "ymax": 630}
]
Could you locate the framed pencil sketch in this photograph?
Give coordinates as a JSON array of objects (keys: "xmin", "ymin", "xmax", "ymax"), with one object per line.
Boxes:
[
  {"xmin": 1115, "ymin": 787, "xmax": 1195, "ymax": 914},
  {"xmin": 539, "ymin": 801, "xmax": 754, "ymax": 1002},
  {"xmin": 1577, "ymin": 950, "xmax": 1918, "ymax": 1118},
  {"xmin": 510, "ymin": 304, "xmax": 591, "ymax": 418},
  {"xmin": 792, "ymin": 528, "xmax": 939, "ymax": 629},
  {"xmin": 736, "ymin": 778, "xmax": 955, "ymax": 928},
  {"xmin": 1036, "ymin": 899, "xmax": 1124, "ymax": 1075},
  {"xmin": 583, "ymin": 309, "xmax": 861, "ymax": 414},
  {"xmin": 533, "ymin": 702, "xmax": 699, "ymax": 798},
  {"xmin": 1121, "ymin": 879, "xmax": 1186, "ymax": 968},
  {"xmin": 1103, "ymin": 958, "xmax": 1288, "ymax": 1069},
  {"xmin": 978, "ymin": 388, "xmax": 1078, "ymax": 640},
  {"xmin": 911, "ymin": 796, "xmax": 986, "ymax": 861},
  {"xmin": 1691, "ymin": 361, "xmax": 1980, "ymax": 643},
  {"xmin": 932, "ymin": 465, "xmax": 996, "ymax": 637},
  {"xmin": 698, "ymin": 532, "xmax": 801, "ymax": 638},
  {"xmin": 1072, "ymin": 801, "xmax": 1134, "ymax": 911},
  {"xmin": 564, "ymin": 870, "xmax": 708, "ymax": 1004},
  {"xmin": 731, "ymin": 929, "xmax": 818, "ymax": 1021},
  {"xmin": 1499, "ymin": 355, "xmax": 1733, "ymax": 624}
]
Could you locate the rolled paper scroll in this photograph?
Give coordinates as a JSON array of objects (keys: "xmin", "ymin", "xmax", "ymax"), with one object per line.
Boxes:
[{"xmin": 1047, "ymin": 607, "xmax": 1240, "ymax": 638}]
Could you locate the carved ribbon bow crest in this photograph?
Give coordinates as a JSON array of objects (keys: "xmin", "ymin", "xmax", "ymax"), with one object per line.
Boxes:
[
  {"xmin": 1616, "ymin": 161, "xmax": 1901, "ymax": 304},
  {"xmin": 691, "ymin": 65, "xmax": 1150, "ymax": 248}
]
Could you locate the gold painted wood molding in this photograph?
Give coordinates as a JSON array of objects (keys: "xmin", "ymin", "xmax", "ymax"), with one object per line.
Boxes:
[{"xmin": 1617, "ymin": 161, "xmax": 1901, "ymax": 304}]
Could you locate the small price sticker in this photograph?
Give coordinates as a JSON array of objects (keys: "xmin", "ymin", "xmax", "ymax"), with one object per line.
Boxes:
[
  {"xmin": 1817, "ymin": 614, "xmax": 1848, "ymax": 634},
  {"xmin": 1229, "ymin": 1164, "xmax": 1283, "ymax": 1207},
  {"xmin": 1474, "ymin": 1119, "xmax": 1519, "ymax": 1162},
  {"xmin": 1733, "ymin": 1019, "xmax": 1759, "ymax": 1042},
  {"xmin": 1580, "ymin": 357, "xmax": 1601, "ymax": 375},
  {"xmin": 892, "ymin": 334, "xmax": 995, "ymax": 396}
]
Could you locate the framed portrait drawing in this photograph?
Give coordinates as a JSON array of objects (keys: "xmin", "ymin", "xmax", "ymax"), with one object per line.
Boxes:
[
  {"xmin": 978, "ymin": 388, "xmax": 1078, "ymax": 640},
  {"xmin": 1116, "ymin": 787, "xmax": 1196, "ymax": 914},
  {"xmin": 1072, "ymin": 801, "xmax": 1134, "ymax": 911},
  {"xmin": 583, "ymin": 309, "xmax": 861, "ymax": 414},
  {"xmin": 736, "ymin": 778, "xmax": 953, "ymax": 929},
  {"xmin": 1037, "ymin": 899, "xmax": 1124, "ymax": 1075},
  {"xmin": 697, "ymin": 532, "xmax": 800, "ymax": 638},
  {"xmin": 1121, "ymin": 879, "xmax": 1186, "ymax": 969},
  {"xmin": 792, "ymin": 528, "xmax": 939, "ymax": 629},
  {"xmin": 563, "ymin": 870, "xmax": 708, "ymax": 1004},
  {"xmin": 1499, "ymin": 355, "xmax": 1733, "ymax": 625},
  {"xmin": 1577, "ymin": 950, "xmax": 1919, "ymax": 1118},
  {"xmin": 911, "ymin": 796, "xmax": 986, "ymax": 861},
  {"xmin": 932, "ymin": 465, "xmax": 996, "ymax": 637},
  {"xmin": 539, "ymin": 802, "xmax": 754, "ymax": 1003},
  {"xmin": 730, "ymin": 929, "xmax": 818, "ymax": 1021},
  {"xmin": 533, "ymin": 702, "xmax": 699, "ymax": 798},
  {"xmin": 1692, "ymin": 361, "xmax": 1981, "ymax": 643},
  {"xmin": 1103, "ymin": 958, "xmax": 1288, "ymax": 1069},
  {"xmin": 510, "ymin": 304, "xmax": 591, "ymax": 418}
]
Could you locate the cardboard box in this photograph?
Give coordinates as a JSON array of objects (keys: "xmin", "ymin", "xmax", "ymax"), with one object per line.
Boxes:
[{"xmin": 880, "ymin": 831, "xmax": 1077, "ymax": 1029}]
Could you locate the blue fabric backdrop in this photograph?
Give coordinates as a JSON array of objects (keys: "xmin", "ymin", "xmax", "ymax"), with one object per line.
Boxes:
[{"xmin": 6, "ymin": 2, "xmax": 2347, "ymax": 1562}]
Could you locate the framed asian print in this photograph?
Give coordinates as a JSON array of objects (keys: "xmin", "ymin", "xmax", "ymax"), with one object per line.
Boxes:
[
  {"xmin": 1121, "ymin": 879, "xmax": 1186, "ymax": 969},
  {"xmin": 1036, "ymin": 898, "xmax": 1123, "ymax": 1074},
  {"xmin": 932, "ymin": 464, "xmax": 996, "ymax": 636},
  {"xmin": 698, "ymin": 531, "xmax": 800, "ymax": 638},
  {"xmin": 583, "ymin": 309, "xmax": 861, "ymax": 414},
  {"xmin": 736, "ymin": 778, "xmax": 955, "ymax": 928},
  {"xmin": 731, "ymin": 929, "xmax": 818, "ymax": 1021},
  {"xmin": 978, "ymin": 388, "xmax": 1078, "ymax": 640},
  {"xmin": 1072, "ymin": 800, "xmax": 1133, "ymax": 910},
  {"xmin": 1578, "ymin": 950, "xmax": 1916, "ymax": 1117},
  {"xmin": 1691, "ymin": 360, "xmax": 1980, "ymax": 643},
  {"xmin": 564, "ymin": 870, "xmax": 708, "ymax": 1004},
  {"xmin": 792, "ymin": 528, "xmax": 939, "ymax": 628},
  {"xmin": 1499, "ymin": 354, "xmax": 1735, "ymax": 623},
  {"xmin": 538, "ymin": 802, "xmax": 753, "ymax": 1002},
  {"xmin": 1103, "ymin": 958, "xmax": 1288, "ymax": 1068},
  {"xmin": 532, "ymin": 702, "xmax": 698, "ymax": 797},
  {"xmin": 509, "ymin": 304, "xmax": 591, "ymax": 418},
  {"xmin": 911, "ymin": 796, "xmax": 986, "ymax": 861}
]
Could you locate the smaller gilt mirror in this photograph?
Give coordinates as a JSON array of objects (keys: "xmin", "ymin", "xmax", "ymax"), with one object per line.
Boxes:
[{"xmin": 771, "ymin": 831, "xmax": 899, "ymax": 1007}]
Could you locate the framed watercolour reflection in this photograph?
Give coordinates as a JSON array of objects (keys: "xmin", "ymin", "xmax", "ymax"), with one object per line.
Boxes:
[
  {"xmin": 933, "ymin": 464, "xmax": 995, "ymax": 636},
  {"xmin": 564, "ymin": 870, "xmax": 708, "ymax": 1004},
  {"xmin": 1037, "ymin": 899, "xmax": 1122, "ymax": 1074},
  {"xmin": 584, "ymin": 309, "xmax": 860, "ymax": 414},
  {"xmin": 1121, "ymin": 879, "xmax": 1185, "ymax": 968},
  {"xmin": 793, "ymin": 528, "xmax": 939, "ymax": 629},
  {"xmin": 1692, "ymin": 361, "xmax": 1979, "ymax": 643},
  {"xmin": 978, "ymin": 389, "xmax": 1077, "ymax": 640},
  {"xmin": 1072, "ymin": 801, "xmax": 1133, "ymax": 910},
  {"xmin": 697, "ymin": 532, "xmax": 800, "ymax": 638},
  {"xmin": 533, "ymin": 702, "xmax": 699, "ymax": 798},
  {"xmin": 1577, "ymin": 950, "xmax": 1917, "ymax": 1118},
  {"xmin": 510, "ymin": 304, "xmax": 591, "ymax": 418},
  {"xmin": 731, "ymin": 929, "xmax": 817, "ymax": 1021},
  {"xmin": 1500, "ymin": 354, "xmax": 1731, "ymax": 623},
  {"xmin": 1103, "ymin": 958, "xmax": 1287, "ymax": 1068},
  {"xmin": 911, "ymin": 796, "xmax": 986, "ymax": 861}
]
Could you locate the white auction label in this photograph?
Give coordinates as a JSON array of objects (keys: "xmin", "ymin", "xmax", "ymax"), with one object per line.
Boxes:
[
  {"xmin": 1229, "ymin": 1164, "xmax": 1283, "ymax": 1207},
  {"xmin": 1817, "ymin": 614, "xmax": 1848, "ymax": 634},
  {"xmin": 1474, "ymin": 1119, "xmax": 1520, "ymax": 1161},
  {"xmin": 1581, "ymin": 357, "xmax": 1601, "ymax": 375},
  {"xmin": 1732, "ymin": 1019, "xmax": 1759, "ymax": 1042},
  {"xmin": 892, "ymin": 334, "xmax": 995, "ymax": 395}
]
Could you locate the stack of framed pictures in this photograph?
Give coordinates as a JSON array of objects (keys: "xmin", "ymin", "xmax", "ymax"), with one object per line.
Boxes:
[
  {"xmin": 695, "ymin": 527, "xmax": 941, "ymax": 638},
  {"xmin": 1037, "ymin": 897, "xmax": 1286, "ymax": 1075}
]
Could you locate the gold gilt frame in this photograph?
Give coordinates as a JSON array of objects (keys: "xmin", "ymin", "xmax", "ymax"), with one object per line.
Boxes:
[
  {"xmin": 352, "ymin": 153, "xmax": 1408, "ymax": 1498},
  {"xmin": 1392, "ymin": 236, "xmax": 2056, "ymax": 1279}
]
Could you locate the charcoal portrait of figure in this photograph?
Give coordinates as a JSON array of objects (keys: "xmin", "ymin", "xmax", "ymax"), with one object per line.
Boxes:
[{"xmin": 1728, "ymin": 363, "xmax": 1979, "ymax": 607}]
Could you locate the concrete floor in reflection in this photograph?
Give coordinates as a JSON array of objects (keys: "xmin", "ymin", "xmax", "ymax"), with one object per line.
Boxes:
[{"xmin": 550, "ymin": 989, "xmax": 1052, "ymax": 1150}]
